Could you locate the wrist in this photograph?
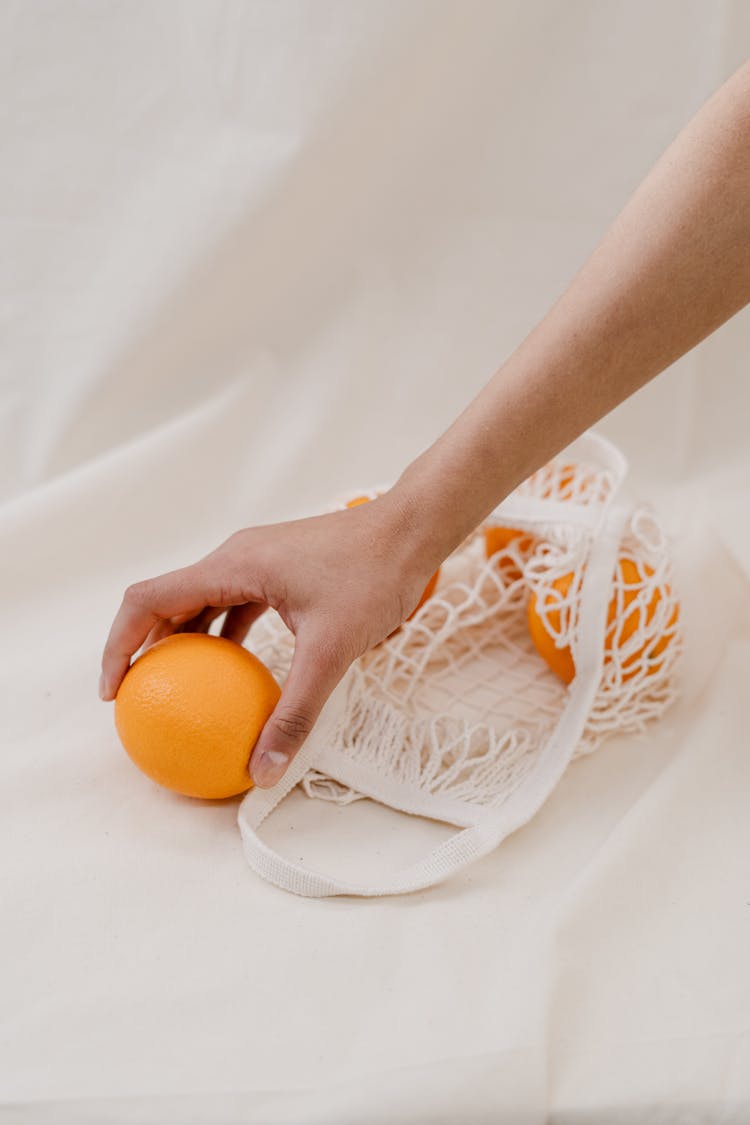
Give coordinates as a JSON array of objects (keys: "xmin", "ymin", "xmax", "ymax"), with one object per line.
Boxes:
[{"xmin": 381, "ymin": 458, "xmax": 469, "ymax": 575}]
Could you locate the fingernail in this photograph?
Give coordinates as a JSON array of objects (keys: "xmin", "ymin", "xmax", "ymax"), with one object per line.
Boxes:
[
  {"xmin": 98, "ymin": 674, "xmax": 107, "ymax": 701},
  {"xmin": 251, "ymin": 749, "xmax": 289, "ymax": 787}
]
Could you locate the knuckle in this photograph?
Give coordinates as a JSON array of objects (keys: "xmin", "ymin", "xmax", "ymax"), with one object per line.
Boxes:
[
  {"xmin": 215, "ymin": 530, "xmax": 243, "ymax": 557},
  {"xmin": 208, "ymin": 579, "xmax": 238, "ymax": 608},
  {"xmin": 124, "ymin": 580, "xmax": 155, "ymax": 607},
  {"xmin": 274, "ymin": 708, "xmax": 316, "ymax": 742},
  {"xmin": 227, "ymin": 528, "xmax": 251, "ymax": 548},
  {"xmin": 198, "ymin": 560, "xmax": 249, "ymax": 609}
]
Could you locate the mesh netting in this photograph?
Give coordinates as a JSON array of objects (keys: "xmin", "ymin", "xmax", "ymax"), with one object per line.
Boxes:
[{"xmin": 246, "ymin": 457, "xmax": 681, "ymax": 816}]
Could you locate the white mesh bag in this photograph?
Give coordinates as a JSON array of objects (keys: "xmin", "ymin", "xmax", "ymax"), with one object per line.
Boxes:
[{"xmin": 238, "ymin": 432, "xmax": 681, "ymax": 897}]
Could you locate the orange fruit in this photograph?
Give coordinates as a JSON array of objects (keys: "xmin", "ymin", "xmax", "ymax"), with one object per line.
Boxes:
[
  {"xmin": 482, "ymin": 461, "xmax": 581, "ymax": 578},
  {"xmin": 527, "ymin": 574, "xmax": 577, "ymax": 684},
  {"xmin": 114, "ymin": 633, "xmax": 280, "ymax": 799},
  {"xmin": 538, "ymin": 462, "xmax": 577, "ymax": 499},
  {"xmin": 483, "ymin": 526, "xmax": 530, "ymax": 556},
  {"xmin": 346, "ymin": 493, "xmax": 440, "ymax": 618},
  {"xmin": 484, "ymin": 462, "xmax": 601, "ymax": 580},
  {"xmin": 532, "ymin": 460, "xmax": 593, "ymax": 500},
  {"xmin": 415, "ymin": 567, "xmax": 440, "ymax": 612},
  {"xmin": 527, "ymin": 557, "xmax": 678, "ymax": 685},
  {"xmin": 483, "ymin": 525, "xmax": 535, "ymax": 581}
]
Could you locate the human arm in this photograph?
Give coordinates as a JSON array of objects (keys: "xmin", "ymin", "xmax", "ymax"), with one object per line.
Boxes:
[
  {"xmin": 99, "ymin": 62, "xmax": 750, "ymax": 790},
  {"xmin": 390, "ymin": 60, "xmax": 750, "ymax": 570}
]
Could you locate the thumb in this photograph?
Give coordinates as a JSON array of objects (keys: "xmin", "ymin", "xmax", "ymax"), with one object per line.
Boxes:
[{"xmin": 249, "ymin": 629, "xmax": 346, "ymax": 788}]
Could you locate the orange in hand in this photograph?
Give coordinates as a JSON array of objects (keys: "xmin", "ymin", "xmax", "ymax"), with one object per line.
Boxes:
[
  {"xmin": 346, "ymin": 494, "xmax": 440, "ymax": 618},
  {"xmin": 114, "ymin": 633, "xmax": 280, "ymax": 799},
  {"xmin": 527, "ymin": 557, "xmax": 678, "ymax": 685}
]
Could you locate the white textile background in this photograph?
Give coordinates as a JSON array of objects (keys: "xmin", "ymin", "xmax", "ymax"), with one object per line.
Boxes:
[{"xmin": 1, "ymin": 2, "xmax": 749, "ymax": 1121}]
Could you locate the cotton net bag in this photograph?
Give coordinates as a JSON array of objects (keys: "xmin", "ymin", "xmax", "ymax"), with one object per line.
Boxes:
[{"xmin": 238, "ymin": 432, "xmax": 681, "ymax": 898}]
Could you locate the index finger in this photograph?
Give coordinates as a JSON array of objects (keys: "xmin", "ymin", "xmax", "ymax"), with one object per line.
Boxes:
[{"xmin": 99, "ymin": 566, "xmax": 210, "ymax": 701}]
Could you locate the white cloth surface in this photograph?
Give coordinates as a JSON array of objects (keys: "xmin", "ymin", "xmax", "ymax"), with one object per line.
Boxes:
[{"xmin": 1, "ymin": 2, "xmax": 749, "ymax": 1121}]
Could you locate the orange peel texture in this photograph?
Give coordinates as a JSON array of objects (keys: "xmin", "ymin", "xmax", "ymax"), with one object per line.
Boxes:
[{"xmin": 114, "ymin": 633, "xmax": 280, "ymax": 799}]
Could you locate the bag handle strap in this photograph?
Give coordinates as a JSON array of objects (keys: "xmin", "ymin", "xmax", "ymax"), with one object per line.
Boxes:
[{"xmin": 238, "ymin": 436, "xmax": 629, "ymax": 897}]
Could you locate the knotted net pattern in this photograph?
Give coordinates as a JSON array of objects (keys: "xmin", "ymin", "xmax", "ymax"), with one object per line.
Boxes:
[{"xmin": 247, "ymin": 458, "xmax": 681, "ymax": 814}]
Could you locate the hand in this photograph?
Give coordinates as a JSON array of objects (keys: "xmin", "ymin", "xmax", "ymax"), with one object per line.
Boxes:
[{"xmin": 99, "ymin": 491, "xmax": 435, "ymax": 788}]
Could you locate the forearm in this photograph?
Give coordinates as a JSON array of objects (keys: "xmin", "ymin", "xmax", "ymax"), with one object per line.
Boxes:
[{"xmin": 391, "ymin": 61, "xmax": 750, "ymax": 569}]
